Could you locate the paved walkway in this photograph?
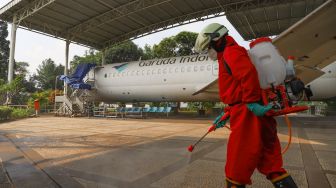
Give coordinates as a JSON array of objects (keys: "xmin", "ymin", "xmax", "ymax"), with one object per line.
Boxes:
[
  {"xmin": 0, "ymin": 115, "xmax": 335, "ymax": 188},
  {"xmin": 0, "ymin": 157, "xmax": 13, "ymax": 188}
]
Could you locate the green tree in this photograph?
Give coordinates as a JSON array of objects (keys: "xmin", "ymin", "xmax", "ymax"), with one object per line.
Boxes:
[
  {"xmin": 15, "ymin": 61, "xmax": 29, "ymax": 76},
  {"xmin": 15, "ymin": 61, "xmax": 37, "ymax": 103},
  {"xmin": 28, "ymin": 90, "xmax": 52, "ymax": 108},
  {"xmin": 69, "ymin": 31, "xmax": 197, "ymax": 70},
  {"xmin": 0, "ymin": 60, "xmax": 37, "ymax": 104},
  {"xmin": 0, "ymin": 76, "xmax": 25, "ymax": 104},
  {"xmin": 14, "ymin": 61, "xmax": 37, "ymax": 93},
  {"xmin": 142, "ymin": 44, "xmax": 154, "ymax": 60},
  {"xmin": 0, "ymin": 79, "xmax": 6, "ymax": 104},
  {"xmin": 0, "ymin": 21, "xmax": 9, "ymax": 79},
  {"xmin": 105, "ymin": 40, "xmax": 143, "ymax": 64},
  {"xmin": 175, "ymin": 31, "xmax": 198, "ymax": 56},
  {"xmin": 23, "ymin": 75, "xmax": 37, "ymax": 93},
  {"xmin": 152, "ymin": 31, "xmax": 197, "ymax": 58},
  {"xmin": 35, "ymin": 58, "xmax": 64, "ymax": 90},
  {"xmin": 153, "ymin": 36, "xmax": 177, "ymax": 58},
  {"xmin": 70, "ymin": 49, "xmax": 100, "ymax": 70},
  {"xmin": 70, "ymin": 41, "xmax": 143, "ymax": 70}
]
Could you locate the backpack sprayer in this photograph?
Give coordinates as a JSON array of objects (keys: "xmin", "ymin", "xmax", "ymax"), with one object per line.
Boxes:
[
  {"xmin": 249, "ymin": 37, "xmax": 308, "ymax": 116},
  {"xmin": 188, "ymin": 37, "xmax": 308, "ymax": 153}
]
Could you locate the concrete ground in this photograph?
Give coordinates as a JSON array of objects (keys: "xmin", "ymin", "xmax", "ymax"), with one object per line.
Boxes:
[{"xmin": 0, "ymin": 115, "xmax": 335, "ymax": 188}]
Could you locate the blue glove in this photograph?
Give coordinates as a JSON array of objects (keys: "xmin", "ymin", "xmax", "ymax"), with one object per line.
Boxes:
[
  {"xmin": 246, "ymin": 103, "xmax": 273, "ymax": 116},
  {"xmin": 213, "ymin": 112, "xmax": 229, "ymax": 129}
]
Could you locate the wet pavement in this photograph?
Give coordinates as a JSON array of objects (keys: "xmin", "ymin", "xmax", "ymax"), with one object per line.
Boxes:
[{"xmin": 0, "ymin": 115, "xmax": 335, "ymax": 188}]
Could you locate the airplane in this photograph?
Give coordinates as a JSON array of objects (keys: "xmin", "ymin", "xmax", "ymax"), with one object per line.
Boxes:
[
  {"xmin": 83, "ymin": 0, "xmax": 336, "ymax": 103},
  {"xmin": 86, "ymin": 55, "xmax": 336, "ymax": 103},
  {"xmin": 88, "ymin": 54, "xmax": 219, "ymax": 103}
]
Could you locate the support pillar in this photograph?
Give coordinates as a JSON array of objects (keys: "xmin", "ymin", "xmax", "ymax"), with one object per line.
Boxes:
[
  {"xmin": 101, "ymin": 49, "xmax": 106, "ymax": 65},
  {"xmin": 64, "ymin": 39, "xmax": 70, "ymax": 96},
  {"xmin": 6, "ymin": 16, "xmax": 18, "ymax": 104}
]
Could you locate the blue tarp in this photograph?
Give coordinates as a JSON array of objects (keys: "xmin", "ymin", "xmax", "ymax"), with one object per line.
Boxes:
[{"xmin": 59, "ymin": 63, "xmax": 96, "ymax": 90}]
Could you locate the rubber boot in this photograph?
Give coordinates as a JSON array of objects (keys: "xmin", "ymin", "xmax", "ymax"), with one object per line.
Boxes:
[
  {"xmin": 272, "ymin": 174, "xmax": 298, "ymax": 188},
  {"xmin": 226, "ymin": 178, "xmax": 246, "ymax": 188}
]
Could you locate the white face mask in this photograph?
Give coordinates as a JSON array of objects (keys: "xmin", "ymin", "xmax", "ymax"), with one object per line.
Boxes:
[{"xmin": 208, "ymin": 48, "xmax": 218, "ymax": 61}]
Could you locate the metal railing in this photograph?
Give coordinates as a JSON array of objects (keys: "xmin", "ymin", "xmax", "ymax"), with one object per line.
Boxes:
[{"xmin": 298, "ymin": 105, "xmax": 328, "ymax": 116}]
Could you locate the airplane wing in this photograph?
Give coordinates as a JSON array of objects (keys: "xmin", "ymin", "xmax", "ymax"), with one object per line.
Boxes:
[
  {"xmin": 192, "ymin": 79, "xmax": 218, "ymax": 96},
  {"xmin": 273, "ymin": 0, "xmax": 336, "ymax": 84},
  {"xmin": 194, "ymin": 0, "xmax": 335, "ymax": 96}
]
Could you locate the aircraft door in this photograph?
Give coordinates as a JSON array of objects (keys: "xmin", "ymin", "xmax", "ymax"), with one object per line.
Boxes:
[
  {"xmin": 85, "ymin": 69, "xmax": 96, "ymax": 88},
  {"xmin": 87, "ymin": 69, "xmax": 95, "ymax": 80}
]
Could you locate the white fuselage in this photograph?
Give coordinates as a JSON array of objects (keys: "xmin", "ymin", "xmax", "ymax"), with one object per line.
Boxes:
[
  {"xmin": 88, "ymin": 55, "xmax": 336, "ymax": 103},
  {"xmin": 307, "ymin": 61, "xmax": 336, "ymax": 100},
  {"xmin": 92, "ymin": 55, "xmax": 220, "ymax": 102}
]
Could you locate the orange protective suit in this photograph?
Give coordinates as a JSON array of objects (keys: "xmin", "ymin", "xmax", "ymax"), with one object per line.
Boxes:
[{"xmin": 217, "ymin": 35, "xmax": 286, "ymax": 184}]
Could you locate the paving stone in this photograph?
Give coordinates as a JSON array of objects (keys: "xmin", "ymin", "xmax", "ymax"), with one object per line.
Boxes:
[
  {"xmin": 282, "ymin": 148, "xmax": 304, "ymax": 168},
  {"xmin": 64, "ymin": 147, "xmax": 182, "ymax": 182},
  {"xmin": 167, "ymin": 128, "xmax": 229, "ymax": 142},
  {"xmin": 0, "ymin": 159, "xmax": 13, "ymax": 188},
  {"xmin": 21, "ymin": 129, "xmax": 99, "ymax": 138},
  {"xmin": 151, "ymin": 160, "xmax": 225, "ymax": 188},
  {"xmin": 305, "ymin": 128, "xmax": 336, "ymax": 134},
  {"xmin": 30, "ymin": 141, "xmax": 101, "ymax": 160},
  {"xmin": 204, "ymin": 143, "xmax": 227, "ymax": 161},
  {"xmin": 116, "ymin": 128, "xmax": 176, "ymax": 138},
  {"xmin": 73, "ymin": 177, "xmax": 117, "ymax": 188},
  {"xmin": 304, "ymin": 129, "xmax": 336, "ymax": 140},
  {"xmin": 310, "ymin": 140, "xmax": 336, "ymax": 152},
  {"xmin": 129, "ymin": 137, "xmax": 212, "ymax": 157},
  {"xmin": 315, "ymin": 151, "xmax": 336, "ymax": 171},
  {"xmin": 327, "ymin": 174, "xmax": 336, "ymax": 188},
  {"xmin": 0, "ymin": 136, "xmax": 58, "ymax": 188},
  {"xmin": 0, "ymin": 116, "xmax": 334, "ymax": 188}
]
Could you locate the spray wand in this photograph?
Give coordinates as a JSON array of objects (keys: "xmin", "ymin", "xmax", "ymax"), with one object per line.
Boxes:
[{"xmin": 187, "ymin": 112, "xmax": 230, "ymax": 152}]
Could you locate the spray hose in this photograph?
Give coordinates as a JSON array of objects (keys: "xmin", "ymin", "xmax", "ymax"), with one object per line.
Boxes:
[
  {"xmin": 281, "ymin": 114, "xmax": 292, "ymax": 155},
  {"xmin": 187, "ymin": 113, "xmax": 293, "ymax": 155}
]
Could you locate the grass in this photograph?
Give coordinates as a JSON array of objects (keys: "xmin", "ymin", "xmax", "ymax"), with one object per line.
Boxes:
[
  {"xmin": 10, "ymin": 108, "xmax": 33, "ymax": 119},
  {"xmin": 0, "ymin": 106, "xmax": 34, "ymax": 121}
]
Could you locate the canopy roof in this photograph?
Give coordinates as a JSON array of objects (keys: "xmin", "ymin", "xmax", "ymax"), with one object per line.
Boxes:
[
  {"xmin": 0, "ymin": 0, "xmax": 326, "ymax": 49},
  {"xmin": 227, "ymin": 0, "xmax": 326, "ymax": 40}
]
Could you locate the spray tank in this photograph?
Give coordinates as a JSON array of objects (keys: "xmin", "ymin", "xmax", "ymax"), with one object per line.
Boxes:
[
  {"xmin": 248, "ymin": 37, "xmax": 308, "ymax": 116},
  {"xmin": 249, "ymin": 37, "xmax": 287, "ymax": 89}
]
